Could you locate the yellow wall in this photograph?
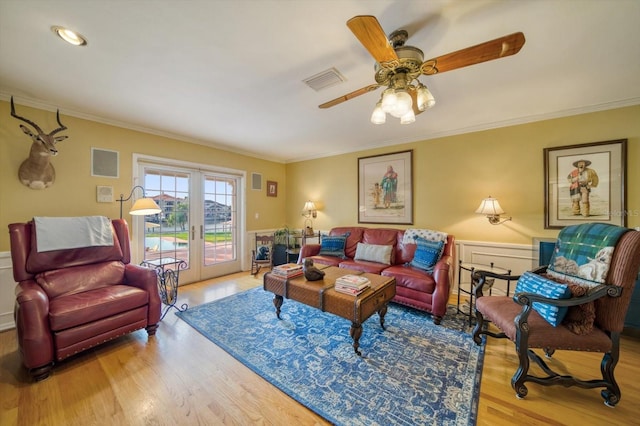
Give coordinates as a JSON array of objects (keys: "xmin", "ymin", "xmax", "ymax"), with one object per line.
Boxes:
[
  {"xmin": 2, "ymin": 100, "xmax": 638, "ymax": 252},
  {"xmin": 286, "ymin": 105, "xmax": 640, "ymax": 244},
  {"xmin": 0, "ymin": 100, "xmax": 287, "ymax": 252}
]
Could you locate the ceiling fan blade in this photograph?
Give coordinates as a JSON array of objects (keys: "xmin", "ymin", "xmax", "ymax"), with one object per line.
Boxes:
[
  {"xmin": 319, "ymin": 84, "xmax": 381, "ymax": 109},
  {"xmin": 421, "ymin": 32, "xmax": 525, "ymax": 75},
  {"xmin": 347, "ymin": 15, "xmax": 398, "ymax": 65}
]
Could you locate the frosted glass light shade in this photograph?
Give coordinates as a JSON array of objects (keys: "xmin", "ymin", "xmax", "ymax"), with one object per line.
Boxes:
[
  {"xmin": 388, "ymin": 90, "xmax": 413, "ymax": 118},
  {"xmin": 381, "ymin": 89, "xmax": 397, "ymax": 113},
  {"xmin": 371, "ymin": 102, "xmax": 386, "ymax": 124},
  {"xmin": 416, "ymin": 84, "xmax": 435, "ymax": 111},
  {"xmin": 400, "ymin": 110, "xmax": 415, "ymax": 124}
]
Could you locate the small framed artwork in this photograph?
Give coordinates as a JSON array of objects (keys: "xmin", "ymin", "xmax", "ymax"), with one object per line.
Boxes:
[
  {"xmin": 544, "ymin": 139, "xmax": 627, "ymax": 229},
  {"xmin": 266, "ymin": 180, "xmax": 278, "ymax": 197},
  {"xmin": 358, "ymin": 150, "xmax": 413, "ymax": 224}
]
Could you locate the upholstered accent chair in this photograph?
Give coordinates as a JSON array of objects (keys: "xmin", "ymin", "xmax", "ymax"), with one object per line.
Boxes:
[
  {"xmin": 472, "ymin": 224, "xmax": 640, "ymax": 407},
  {"xmin": 9, "ymin": 218, "xmax": 161, "ymax": 381}
]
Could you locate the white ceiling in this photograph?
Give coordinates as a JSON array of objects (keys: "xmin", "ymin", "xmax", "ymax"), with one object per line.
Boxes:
[{"xmin": 1, "ymin": 0, "xmax": 639, "ymax": 163}]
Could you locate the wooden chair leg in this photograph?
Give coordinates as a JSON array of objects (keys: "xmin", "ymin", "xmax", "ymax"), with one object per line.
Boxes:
[
  {"xmin": 601, "ymin": 333, "xmax": 621, "ymax": 407},
  {"xmin": 472, "ymin": 310, "xmax": 507, "ymax": 345}
]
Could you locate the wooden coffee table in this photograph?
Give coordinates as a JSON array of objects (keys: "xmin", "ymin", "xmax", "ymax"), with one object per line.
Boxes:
[{"xmin": 263, "ymin": 266, "xmax": 396, "ymax": 355}]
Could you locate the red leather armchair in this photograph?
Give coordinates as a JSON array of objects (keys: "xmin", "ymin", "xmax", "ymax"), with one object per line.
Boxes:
[{"xmin": 8, "ymin": 218, "xmax": 161, "ymax": 381}]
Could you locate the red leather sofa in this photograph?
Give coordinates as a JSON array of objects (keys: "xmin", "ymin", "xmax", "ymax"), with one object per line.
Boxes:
[
  {"xmin": 298, "ymin": 226, "xmax": 455, "ymax": 324},
  {"xmin": 8, "ymin": 218, "xmax": 161, "ymax": 381}
]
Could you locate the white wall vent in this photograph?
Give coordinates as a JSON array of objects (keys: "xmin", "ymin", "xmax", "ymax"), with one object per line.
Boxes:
[{"xmin": 303, "ymin": 67, "xmax": 346, "ymax": 91}]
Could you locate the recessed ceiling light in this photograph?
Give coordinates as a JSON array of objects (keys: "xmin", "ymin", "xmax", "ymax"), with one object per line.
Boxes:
[{"xmin": 51, "ymin": 26, "xmax": 87, "ymax": 46}]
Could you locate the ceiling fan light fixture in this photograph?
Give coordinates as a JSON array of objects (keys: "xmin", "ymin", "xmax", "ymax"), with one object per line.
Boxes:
[
  {"xmin": 320, "ymin": 16, "xmax": 525, "ymax": 126},
  {"xmin": 416, "ymin": 83, "xmax": 435, "ymax": 111},
  {"xmin": 380, "ymin": 88, "xmax": 397, "ymax": 113},
  {"xmin": 388, "ymin": 89, "xmax": 413, "ymax": 118},
  {"xmin": 371, "ymin": 101, "xmax": 386, "ymax": 124},
  {"xmin": 400, "ymin": 109, "xmax": 415, "ymax": 125}
]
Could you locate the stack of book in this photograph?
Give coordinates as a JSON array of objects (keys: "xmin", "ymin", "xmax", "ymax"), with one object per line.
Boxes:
[
  {"xmin": 272, "ymin": 263, "xmax": 304, "ymax": 278},
  {"xmin": 335, "ymin": 274, "xmax": 371, "ymax": 296}
]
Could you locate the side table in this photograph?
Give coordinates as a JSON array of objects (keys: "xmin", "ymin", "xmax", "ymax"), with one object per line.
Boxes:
[
  {"xmin": 457, "ymin": 261, "xmax": 511, "ymax": 326},
  {"xmin": 141, "ymin": 257, "xmax": 188, "ymax": 320}
]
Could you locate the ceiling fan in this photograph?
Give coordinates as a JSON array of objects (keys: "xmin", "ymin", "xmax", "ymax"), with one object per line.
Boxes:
[{"xmin": 319, "ymin": 15, "xmax": 525, "ymax": 124}]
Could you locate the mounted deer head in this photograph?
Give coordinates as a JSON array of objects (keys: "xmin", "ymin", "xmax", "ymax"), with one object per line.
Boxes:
[{"xmin": 10, "ymin": 96, "xmax": 68, "ymax": 189}]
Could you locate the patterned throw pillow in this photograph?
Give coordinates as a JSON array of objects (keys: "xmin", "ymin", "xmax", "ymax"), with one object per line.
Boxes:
[
  {"xmin": 513, "ymin": 271, "xmax": 572, "ymax": 326},
  {"xmin": 402, "ymin": 228, "xmax": 448, "ymax": 245},
  {"xmin": 318, "ymin": 233, "xmax": 349, "ymax": 258},
  {"xmin": 546, "ymin": 223, "xmax": 627, "ymax": 287},
  {"xmin": 410, "ymin": 237, "xmax": 444, "ymax": 271}
]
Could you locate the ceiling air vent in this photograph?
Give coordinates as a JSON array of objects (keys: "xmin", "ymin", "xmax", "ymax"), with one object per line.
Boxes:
[{"xmin": 303, "ymin": 67, "xmax": 346, "ymax": 91}]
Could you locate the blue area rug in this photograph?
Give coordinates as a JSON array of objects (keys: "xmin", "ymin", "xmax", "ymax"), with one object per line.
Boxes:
[{"xmin": 177, "ymin": 287, "xmax": 484, "ymax": 425}]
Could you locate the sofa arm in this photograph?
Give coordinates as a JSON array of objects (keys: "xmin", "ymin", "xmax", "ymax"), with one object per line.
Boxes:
[
  {"xmin": 297, "ymin": 244, "xmax": 321, "ymax": 264},
  {"xmin": 430, "ymin": 254, "xmax": 454, "ymax": 317},
  {"xmin": 124, "ymin": 264, "xmax": 162, "ymax": 325},
  {"xmin": 14, "ymin": 280, "xmax": 54, "ymax": 370}
]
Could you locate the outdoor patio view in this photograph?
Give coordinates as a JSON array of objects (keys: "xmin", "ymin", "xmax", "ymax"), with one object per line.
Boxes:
[{"xmin": 142, "ymin": 169, "xmax": 237, "ymax": 269}]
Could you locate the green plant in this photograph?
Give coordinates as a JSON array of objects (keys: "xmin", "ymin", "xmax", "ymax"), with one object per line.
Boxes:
[{"xmin": 273, "ymin": 226, "xmax": 289, "ymax": 245}]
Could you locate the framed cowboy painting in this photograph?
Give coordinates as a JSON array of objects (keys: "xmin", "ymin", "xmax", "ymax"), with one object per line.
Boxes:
[{"xmin": 544, "ymin": 139, "xmax": 627, "ymax": 229}]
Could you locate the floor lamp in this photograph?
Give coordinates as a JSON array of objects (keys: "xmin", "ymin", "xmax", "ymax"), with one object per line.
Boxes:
[{"xmin": 118, "ymin": 185, "xmax": 161, "ymax": 219}]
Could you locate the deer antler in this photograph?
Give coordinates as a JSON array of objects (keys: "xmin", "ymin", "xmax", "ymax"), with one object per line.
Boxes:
[
  {"xmin": 10, "ymin": 96, "xmax": 44, "ymax": 134},
  {"xmin": 10, "ymin": 96, "xmax": 70, "ymax": 190},
  {"xmin": 10, "ymin": 96, "xmax": 67, "ymax": 135},
  {"xmin": 50, "ymin": 109, "xmax": 67, "ymax": 136}
]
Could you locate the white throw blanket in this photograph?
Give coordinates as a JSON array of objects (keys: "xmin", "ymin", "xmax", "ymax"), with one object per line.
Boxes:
[
  {"xmin": 34, "ymin": 216, "xmax": 114, "ymax": 252},
  {"xmin": 402, "ymin": 228, "xmax": 448, "ymax": 245}
]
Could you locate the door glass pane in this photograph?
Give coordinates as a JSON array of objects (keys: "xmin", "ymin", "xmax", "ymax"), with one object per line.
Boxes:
[
  {"xmin": 143, "ymin": 168, "xmax": 191, "ymax": 268},
  {"xmin": 203, "ymin": 175, "xmax": 237, "ymax": 266}
]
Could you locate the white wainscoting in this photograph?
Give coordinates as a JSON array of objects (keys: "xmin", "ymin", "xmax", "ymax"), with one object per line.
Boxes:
[
  {"xmin": 455, "ymin": 239, "xmax": 542, "ymax": 297},
  {"xmin": 0, "ymin": 252, "xmax": 16, "ymax": 331},
  {"xmin": 0, "ymin": 239, "xmax": 544, "ymax": 331}
]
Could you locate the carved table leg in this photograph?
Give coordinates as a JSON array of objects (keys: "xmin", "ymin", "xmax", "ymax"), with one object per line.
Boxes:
[
  {"xmin": 350, "ymin": 322, "xmax": 363, "ymax": 356},
  {"xmin": 378, "ymin": 303, "xmax": 388, "ymax": 330},
  {"xmin": 273, "ymin": 295, "xmax": 283, "ymax": 319}
]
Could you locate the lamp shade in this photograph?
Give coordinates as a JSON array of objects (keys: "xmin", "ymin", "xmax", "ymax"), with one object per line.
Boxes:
[
  {"xmin": 388, "ymin": 90, "xmax": 413, "ymax": 118},
  {"xmin": 130, "ymin": 197, "xmax": 162, "ymax": 216},
  {"xmin": 370, "ymin": 102, "xmax": 386, "ymax": 124},
  {"xmin": 400, "ymin": 109, "xmax": 415, "ymax": 125},
  {"xmin": 303, "ymin": 201, "xmax": 317, "ymax": 212},
  {"xmin": 416, "ymin": 84, "xmax": 435, "ymax": 111},
  {"xmin": 475, "ymin": 197, "xmax": 505, "ymax": 215}
]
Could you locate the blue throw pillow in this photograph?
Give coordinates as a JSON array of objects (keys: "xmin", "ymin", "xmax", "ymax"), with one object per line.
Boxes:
[
  {"xmin": 410, "ymin": 237, "xmax": 444, "ymax": 271},
  {"xmin": 318, "ymin": 233, "xmax": 349, "ymax": 258},
  {"xmin": 513, "ymin": 271, "xmax": 572, "ymax": 326}
]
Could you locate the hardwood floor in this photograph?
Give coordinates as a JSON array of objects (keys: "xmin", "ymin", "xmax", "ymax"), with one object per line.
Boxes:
[{"xmin": 1, "ymin": 271, "xmax": 639, "ymax": 425}]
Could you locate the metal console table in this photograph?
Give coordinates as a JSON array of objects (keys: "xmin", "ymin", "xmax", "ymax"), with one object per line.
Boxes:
[
  {"xmin": 457, "ymin": 261, "xmax": 512, "ymax": 326},
  {"xmin": 141, "ymin": 257, "xmax": 188, "ymax": 320}
]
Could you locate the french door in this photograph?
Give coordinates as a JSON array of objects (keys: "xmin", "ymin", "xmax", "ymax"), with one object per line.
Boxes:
[{"xmin": 133, "ymin": 156, "xmax": 244, "ymax": 284}]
